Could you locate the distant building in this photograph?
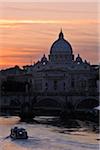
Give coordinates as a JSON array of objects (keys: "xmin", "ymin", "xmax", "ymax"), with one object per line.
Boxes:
[{"xmin": 0, "ymin": 65, "xmax": 24, "ymax": 76}]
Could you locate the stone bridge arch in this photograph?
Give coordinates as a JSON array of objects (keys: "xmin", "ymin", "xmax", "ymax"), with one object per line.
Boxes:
[
  {"xmin": 32, "ymin": 96, "xmax": 66, "ymax": 116},
  {"xmin": 33, "ymin": 97, "xmax": 64, "ymax": 109},
  {"xmin": 75, "ymin": 98, "xmax": 99, "ymax": 110}
]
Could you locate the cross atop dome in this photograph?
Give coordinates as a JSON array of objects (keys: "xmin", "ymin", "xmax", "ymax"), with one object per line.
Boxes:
[{"xmin": 59, "ymin": 28, "xmax": 64, "ymax": 39}]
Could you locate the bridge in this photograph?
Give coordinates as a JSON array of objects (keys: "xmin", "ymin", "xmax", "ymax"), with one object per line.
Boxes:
[{"xmin": 0, "ymin": 91, "xmax": 99, "ymax": 119}]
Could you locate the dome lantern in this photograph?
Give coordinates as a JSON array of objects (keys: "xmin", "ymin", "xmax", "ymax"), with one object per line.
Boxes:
[{"xmin": 59, "ymin": 29, "xmax": 64, "ymax": 39}]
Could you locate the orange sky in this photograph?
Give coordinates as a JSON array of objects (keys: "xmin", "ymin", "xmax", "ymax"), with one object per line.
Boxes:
[{"xmin": 0, "ymin": 2, "xmax": 99, "ymax": 69}]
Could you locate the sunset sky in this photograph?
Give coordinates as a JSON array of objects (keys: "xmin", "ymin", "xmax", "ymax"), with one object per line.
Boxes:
[{"xmin": 0, "ymin": 1, "xmax": 99, "ymax": 69}]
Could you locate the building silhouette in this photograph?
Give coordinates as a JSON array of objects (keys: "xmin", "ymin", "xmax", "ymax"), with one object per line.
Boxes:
[
  {"xmin": 24, "ymin": 30, "xmax": 98, "ymax": 95},
  {"xmin": 0, "ymin": 30, "xmax": 99, "ymax": 116}
]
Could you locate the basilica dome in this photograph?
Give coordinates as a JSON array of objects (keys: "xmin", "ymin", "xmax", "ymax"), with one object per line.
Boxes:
[
  {"xmin": 50, "ymin": 30, "xmax": 72, "ymax": 54},
  {"xmin": 49, "ymin": 30, "xmax": 74, "ymax": 64}
]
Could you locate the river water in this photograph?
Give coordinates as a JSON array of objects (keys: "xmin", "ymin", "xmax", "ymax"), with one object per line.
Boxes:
[{"xmin": 0, "ymin": 116, "xmax": 99, "ymax": 150}]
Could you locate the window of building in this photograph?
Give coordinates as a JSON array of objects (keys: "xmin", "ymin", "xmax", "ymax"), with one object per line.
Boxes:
[
  {"xmin": 63, "ymin": 82, "xmax": 65, "ymax": 90},
  {"xmin": 54, "ymin": 80, "xmax": 57, "ymax": 90},
  {"xmin": 45, "ymin": 82, "xmax": 48, "ymax": 90},
  {"xmin": 43, "ymin": 62, "xmax": 46, "ymax": 65},
  {"xmin": 89, "ymin": 79, "xmax": 96, "ymax": 87},
  {"xmin": 71, "ymin": 79, "xmax": 75, "ymax": 88},
  {"xmin": 81, "ymin": 80, "xmax": 86, "ymax": 88}
]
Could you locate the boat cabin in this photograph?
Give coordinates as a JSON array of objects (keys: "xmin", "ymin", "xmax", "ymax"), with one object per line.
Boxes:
[{"xmin": 10, "ymin": 127, "xmax": 28, "ymax": 139}]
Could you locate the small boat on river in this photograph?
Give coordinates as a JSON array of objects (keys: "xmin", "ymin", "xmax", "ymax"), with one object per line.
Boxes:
[{"xmin": 10, "ymin": 127, "xmax": 28, "ymax": 139}]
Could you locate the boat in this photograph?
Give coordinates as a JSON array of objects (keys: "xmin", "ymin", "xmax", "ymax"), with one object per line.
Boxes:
[{"xmin": 10, "ymin": 127, "xmax": 28, "ymax": 139}]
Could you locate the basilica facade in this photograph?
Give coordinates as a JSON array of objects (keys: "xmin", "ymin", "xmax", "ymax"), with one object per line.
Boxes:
[{"xmin": 24, "ymin": 30, "xmax": 98, "ymax": 96}]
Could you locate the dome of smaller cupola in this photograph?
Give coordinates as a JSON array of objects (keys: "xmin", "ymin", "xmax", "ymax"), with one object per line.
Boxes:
[
  {"xmin": 50, "ymin": 30, "xmax": 72, "ymax": 54},
  {"xmin": 76, "ymin": 54, "xmax": 83, "ymax": 63}
]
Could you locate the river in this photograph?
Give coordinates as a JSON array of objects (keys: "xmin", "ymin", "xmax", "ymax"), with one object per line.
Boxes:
[{"xmin": 0, "ymin": 116, "xmax": 99, "ymax": 150}]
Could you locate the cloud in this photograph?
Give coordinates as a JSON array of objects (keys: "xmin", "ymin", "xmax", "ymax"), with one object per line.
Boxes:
[{"xmin": 0, "ymin": 19, "xmax": 99, "ymax": 29}]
